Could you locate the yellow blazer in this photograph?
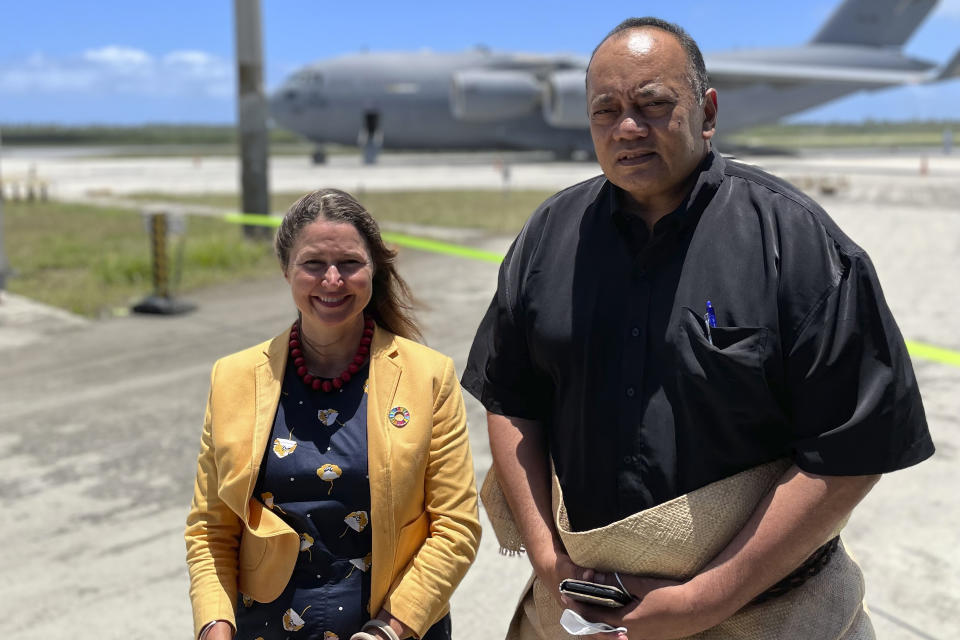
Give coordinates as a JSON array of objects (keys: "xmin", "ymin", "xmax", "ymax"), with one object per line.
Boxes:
[{"xmin": 185, "ymin": 325, "xmax": 481, "ymax": 639}]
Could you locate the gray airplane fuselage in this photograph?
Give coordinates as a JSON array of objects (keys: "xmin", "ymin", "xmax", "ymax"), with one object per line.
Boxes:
[
  {"xmin": 271, "ymin": 50, "xmax": 594, "ymax": 155},
  {"xmin": 269, "ymin": 0, "xmax": 956, "ymax": 157}
]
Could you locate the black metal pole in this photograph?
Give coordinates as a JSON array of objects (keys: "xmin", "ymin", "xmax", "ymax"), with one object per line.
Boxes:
[{"xmin": 132, "ymin": 210, "xmax": 195, "ymax": 315}]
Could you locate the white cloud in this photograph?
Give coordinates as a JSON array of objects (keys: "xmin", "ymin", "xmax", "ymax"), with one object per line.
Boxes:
[
  {"xmin": 0, "ymin": 46, "xmax": 234, "ymax": 99},
  {"xmin": 0, "ymin": 67, "xmax": 98, "ymax": 92},
  {"xmin": 25, "ymin": 52, "xmax": 50, "ymax": 68},
  {"xmin": 0, "ymin": 51, "xmax": 98, "ymax": 92},
  {"xmin": 164, "ymin": 50, "xmax": 217, "ymax": 67},
  {"xmin": 162, "ymin": 50, "xmax": 233, "ymax": 97},
  {"xmin": 83, "ymin": 45, "xmax": 153, "ymax": 67}
]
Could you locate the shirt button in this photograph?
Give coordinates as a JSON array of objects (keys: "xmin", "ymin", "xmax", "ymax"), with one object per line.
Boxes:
[
  {"xmin": 631, "ymin": 327, "xmax": 640, "ymax": 337},
  {"xmin": 626, "ymin": 387, "xmax": 635, "ymax": 397},
  {"xmin": 622, "ymin": 455, "xmax": 631, "ymax": 464}
]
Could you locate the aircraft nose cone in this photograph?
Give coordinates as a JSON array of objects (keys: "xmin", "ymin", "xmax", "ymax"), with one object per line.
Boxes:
[{"xmin": 268, "ymin": 86, "xmax": 299, "ymax": 127}]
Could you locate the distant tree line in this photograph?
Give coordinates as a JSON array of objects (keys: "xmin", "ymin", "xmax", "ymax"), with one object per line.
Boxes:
[
  {"xmin": 726, "ymin": 119, "xmax": 959, "ymax": 148},
  {"xmin": 0, "ymin": 120, "xmax": 956, "ymax": 148},
  {"xmin": 738, "ymin": 120, "xmax": 960, "ymax": 136},
  {"xmin": 0, "ymin": 124, "xmax": 304, "ymax": 146}
]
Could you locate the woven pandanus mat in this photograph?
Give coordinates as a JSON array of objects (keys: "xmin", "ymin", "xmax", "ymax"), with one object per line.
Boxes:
[{"xmin": 481, "ymin": 460, "xmax": 873, "ymax": 640}]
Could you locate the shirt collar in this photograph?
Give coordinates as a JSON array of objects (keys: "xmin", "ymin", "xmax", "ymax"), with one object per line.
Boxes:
[{"xmin": 604, "ymin": 150, "xmax": 726, "ymax": 239}]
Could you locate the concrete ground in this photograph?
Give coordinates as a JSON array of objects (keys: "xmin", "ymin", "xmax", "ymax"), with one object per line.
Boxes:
[
  {"xmin": 5, "ymin": 146, "xmax": 956, "ymax": 203},
  {"xmin": 0, "ymin": 150, "xmax": 958, "ymax": 639}
]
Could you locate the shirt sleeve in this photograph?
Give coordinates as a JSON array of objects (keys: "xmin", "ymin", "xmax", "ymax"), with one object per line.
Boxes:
[
  {"xmin": 785, "ymin": 249, "xmax": 934, "ymax": 475},
  {"xmin": 461, "ymin": 223, "xmax": 553, "ymax": 420}
]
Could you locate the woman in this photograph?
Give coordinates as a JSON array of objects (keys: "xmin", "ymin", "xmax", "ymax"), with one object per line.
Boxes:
[{"xmin": 185, "ymin": 189, "xmax": 481, "ymax": 640}]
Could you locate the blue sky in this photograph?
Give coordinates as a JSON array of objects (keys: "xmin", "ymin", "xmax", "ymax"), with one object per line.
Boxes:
[{"xmin": 1, "ymin": 0, "xmax": 959, "ymax": 125}]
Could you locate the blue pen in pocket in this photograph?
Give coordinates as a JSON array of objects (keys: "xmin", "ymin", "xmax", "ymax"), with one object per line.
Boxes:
[{"xmin": 704, "ymin": 300, "xmax": 717, "ymax": 345}]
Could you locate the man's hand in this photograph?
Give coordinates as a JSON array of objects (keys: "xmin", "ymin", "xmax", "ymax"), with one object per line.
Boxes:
[
  {"xmin": 564, "ymin": 467, "xmax": 880, "ymax": 639},
  {"xmin": 562, "ymin": 573, "xmax": 712, "ymax": 640},
  {"xmin": 488, "ymin": 411, "xmax": 583, "ymax": 604},
  {"xmin": 532, "ymin": 548, "xmax": 592, "ymax": 606}
]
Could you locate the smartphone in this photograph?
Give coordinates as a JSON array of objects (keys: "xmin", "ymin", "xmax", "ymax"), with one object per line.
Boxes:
[{"xmin": 559, "ymin": 578, "xmax": 632, "ymax": 608}]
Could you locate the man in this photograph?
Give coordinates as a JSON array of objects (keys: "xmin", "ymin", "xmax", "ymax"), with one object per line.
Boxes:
[{"xmin": 462, "ymin": 17, "xmax": 933, "ymax": 639}]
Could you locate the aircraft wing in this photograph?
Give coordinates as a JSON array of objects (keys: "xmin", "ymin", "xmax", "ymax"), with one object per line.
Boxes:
[
  {"xmin": 812, "ymin": 0, "xmax": 938, "ymax": 47},
  {"xmin": 936, "ymin": 49, "xmax": 960, "ymax": 81},
  {"xmin": 484, "ymin": 52, "xmax": 588, "ymax": 75},
  {"xmin": 706, "ymin": 60, "xmax": 933, "ymax": 87}
]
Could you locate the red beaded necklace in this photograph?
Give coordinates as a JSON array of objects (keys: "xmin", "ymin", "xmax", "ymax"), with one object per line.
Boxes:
[{"xmin": 288, "ymin": 315, "xmax": 374, "ymax": 392}]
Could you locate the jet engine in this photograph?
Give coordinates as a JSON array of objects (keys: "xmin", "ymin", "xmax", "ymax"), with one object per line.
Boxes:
[
  {"xmin": 450, "ymin": 70, "xmax": 542, "ymax": 121},
  {"xmin": 542, "ymin": 70, "xmax": 588, "ymax": 128}
]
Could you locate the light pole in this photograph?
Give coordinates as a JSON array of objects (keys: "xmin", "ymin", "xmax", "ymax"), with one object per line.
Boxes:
[
  {"xmin": 234, "ymin": 0, "xmax": 271, "ymax": 239},
  {"xmin": 0, "ymin": 127, "xmax": 10, "ymax": 293}
]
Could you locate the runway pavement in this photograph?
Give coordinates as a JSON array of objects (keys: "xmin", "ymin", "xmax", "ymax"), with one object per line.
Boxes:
[
  {"xmin": 5, "ymin": 146, "xmax": 959, "ymax": 207},
  {"xmin": 1, "ymin": 150, "xmax": 601, "ymax": 201},
  {"xmin": 1, "ymin": 150, "xmax": 958, "ymax": 639}
]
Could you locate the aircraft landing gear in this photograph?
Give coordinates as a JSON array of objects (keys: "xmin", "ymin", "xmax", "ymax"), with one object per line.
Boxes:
[
  {"xmin": 359, "ymin": 110, "xmax": 383, "ymax": 165},
  {"xmin": 362, "ymin": 139, "xmax": 381, "ymax": 165}
]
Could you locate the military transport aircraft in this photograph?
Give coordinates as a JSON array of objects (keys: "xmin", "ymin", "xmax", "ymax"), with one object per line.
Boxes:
[{"xmin": 269, "ymin": 0, "xmax": 960, "ymax": 163}]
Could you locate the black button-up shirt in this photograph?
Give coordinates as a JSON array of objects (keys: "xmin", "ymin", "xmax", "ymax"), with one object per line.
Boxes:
[{"xmin": 462, "ymin": 151, "xmax": 933, "ymax": 531}]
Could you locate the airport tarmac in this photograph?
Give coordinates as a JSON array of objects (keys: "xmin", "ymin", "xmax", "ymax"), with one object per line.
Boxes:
[
  {"xmin": 1, "ymin": 151, "xmax": 958, "ymax": 639},
  {"xmin": 1, "ymin": 150, "xmax": 600, "ymax": 201},
  {"xmin": 3, "ymin": 147, "xmax": 960, "ymax": 208}
]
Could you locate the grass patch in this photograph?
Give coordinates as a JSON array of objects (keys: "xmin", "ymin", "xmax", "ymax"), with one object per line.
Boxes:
[
  {"xmin": 358, "ymin": 190, "xmax": 553, "ymax": 232},
  {"xmin": 728, "ymin": 121, "xmax": 960, "ymax": 149},
  {"xmin": 3, "ymin": 189, "xmax": 554, "ymax": 316},
  {"xmin": 3, "ymin": 200, "xmax": 279, "ymax": 316},
  {"xmin": 129, "ymin": 189, "xmax": 555, "ymax": 234}
]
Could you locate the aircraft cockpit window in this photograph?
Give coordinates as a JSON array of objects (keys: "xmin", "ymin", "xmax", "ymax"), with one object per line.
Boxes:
[{"xmin": 294, "ymin": 70, "xmax": 324, "ymax": 86}]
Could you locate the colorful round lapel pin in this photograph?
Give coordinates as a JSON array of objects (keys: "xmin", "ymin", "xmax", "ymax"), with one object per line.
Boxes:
[{"xmin": 388, "ymin": 406, "xmax": 411, "ymax": 427}]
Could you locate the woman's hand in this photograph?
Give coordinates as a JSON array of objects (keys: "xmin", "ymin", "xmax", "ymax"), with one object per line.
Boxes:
[
  {"xmin": 199, "ymin": 620, "xmax": 233, "ymax": 640},
  {"xmin": 368, "ymin": 608, "xmax": 413, "ymax": 640}
]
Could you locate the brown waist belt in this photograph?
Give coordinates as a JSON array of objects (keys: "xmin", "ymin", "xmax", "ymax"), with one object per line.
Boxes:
[{"xmin": 751, "ymin": 536, "xmax": 841, "ymax": 605}]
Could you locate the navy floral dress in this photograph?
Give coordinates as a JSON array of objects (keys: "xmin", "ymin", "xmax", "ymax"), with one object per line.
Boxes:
[{"xmin": 234, "ymin": 357, "xmax": 451, "ymax": 640}]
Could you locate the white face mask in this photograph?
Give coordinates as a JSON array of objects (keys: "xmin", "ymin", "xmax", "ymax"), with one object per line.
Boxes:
[{"xmin": 559, "ymin": 609, "xmax": 628, "ymax": 635}]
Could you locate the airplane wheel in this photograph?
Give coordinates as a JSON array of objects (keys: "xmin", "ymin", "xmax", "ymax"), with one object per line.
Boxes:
[{"xmin": 362, "ymin": 143, "xmax": 381, "ymax": 165}]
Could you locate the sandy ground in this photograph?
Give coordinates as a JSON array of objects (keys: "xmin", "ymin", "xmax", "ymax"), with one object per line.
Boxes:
[{"xmin": 0, "ymin": 149, "xmax": 957, "ymax": 639}]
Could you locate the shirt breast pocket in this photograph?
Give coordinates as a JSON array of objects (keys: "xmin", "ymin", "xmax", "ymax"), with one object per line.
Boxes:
[{"xmin": 671, "ymin": 307, "xmax": 778, "ymax": 429}]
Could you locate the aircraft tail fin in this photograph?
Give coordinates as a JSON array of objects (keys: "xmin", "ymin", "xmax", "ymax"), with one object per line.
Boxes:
[
  {"xmin": 811, "ymin": 0, "xmax": 938, "ymax": 47},
  {"xmin": 936, "ymin": 48, "xmax": 960, "ymax": 81}
]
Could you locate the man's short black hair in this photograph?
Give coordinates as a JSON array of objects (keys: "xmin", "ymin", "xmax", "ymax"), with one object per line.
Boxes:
[{"xmin": 588, "ymin": 17, "xmax": 709, "ymax": 104}]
